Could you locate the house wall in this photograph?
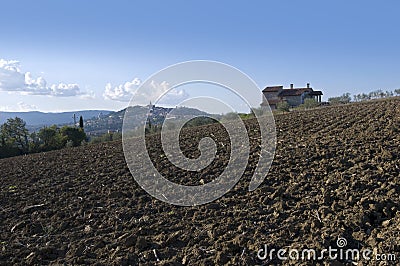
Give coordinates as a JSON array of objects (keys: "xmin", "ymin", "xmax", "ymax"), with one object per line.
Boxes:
[
  {"xmin": 284, "ymin": 95, "xmax": 303, "ymax": 106},
  {"xmin": 263, "ymin": 91, "xmax": 281, "ymax": 99}
]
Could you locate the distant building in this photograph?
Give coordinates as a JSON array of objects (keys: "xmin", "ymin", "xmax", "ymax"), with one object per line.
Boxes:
[{"xmin": 261, "ymin": 83, "xmax": 323, "ymax": 110}]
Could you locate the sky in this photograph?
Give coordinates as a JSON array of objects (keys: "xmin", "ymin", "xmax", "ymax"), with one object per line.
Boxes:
[{"xmin": 0, "ymin": 0, "xmax": 399, "ymax": 113}]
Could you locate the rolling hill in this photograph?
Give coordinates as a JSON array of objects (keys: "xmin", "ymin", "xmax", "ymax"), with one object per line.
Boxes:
[{"xmin": 0, "ymin": 110, "xmax": 111, "ymax": 126}]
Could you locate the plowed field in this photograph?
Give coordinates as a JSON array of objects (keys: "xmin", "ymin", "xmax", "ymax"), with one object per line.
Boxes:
[{"xmin": 1, "ymin": 98, "xmax": 399, "ymax": 265}]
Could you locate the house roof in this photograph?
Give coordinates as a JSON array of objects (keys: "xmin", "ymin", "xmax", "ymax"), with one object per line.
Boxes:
[
  {"xmin": 308, "ymin": 90, "xmax": 323, "ymax": 96},
  {"xmin": 279, "ymin": 88, "xmax": 312, "ymax": 97},
  {"xmin": 262, "ymin": 86, "xmax": 283, "ymax": 92}
]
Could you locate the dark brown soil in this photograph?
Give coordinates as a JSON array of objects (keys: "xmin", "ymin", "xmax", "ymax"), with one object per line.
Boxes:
[{"xmin": 1, "ymin": 98, "xmax": 399, "ymax": 265}]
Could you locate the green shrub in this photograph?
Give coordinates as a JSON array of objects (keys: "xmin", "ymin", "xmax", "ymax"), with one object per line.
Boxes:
[{"xmin": 277, "ymin": 101, "xmax": 290, "ymax": 112}]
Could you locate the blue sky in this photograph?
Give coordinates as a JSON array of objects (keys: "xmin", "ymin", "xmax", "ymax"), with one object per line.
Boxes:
[{"xmin": 0, "ymin": 0, "xmax": 399, "ymax": 113}]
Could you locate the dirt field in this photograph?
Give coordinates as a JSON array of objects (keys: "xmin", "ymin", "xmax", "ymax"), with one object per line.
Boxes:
[{"xmin": 1, "ymin": 98, "xmax": 399, "ymax": 265}]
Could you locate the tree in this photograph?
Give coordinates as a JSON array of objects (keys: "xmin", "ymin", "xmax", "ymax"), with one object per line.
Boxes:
[
  {"xmin": 0, "ymin": 117, "xmax": 29, "ymax": 155},
  {"xmin": 29, "ymin": 132, "xmax": 41, "ymax": 153},
  {"xmin": 328, "ymin": 97, "xmax": 339, "ymax": 104},
  {"xmin": 395, "ymin": 89, "xmax": 400, "ymax": 96},
  {"xmin": 222, "ymin": 112, "xmax": 239, "ymax": 121},
  {"xmin": 38, "ymin": 125, "xmax": 65, "ymax": 151},
  {"xmin": 328, "ymin": 93, "xmax": 351, "ymax": 104},
  {"xmin": 388, "ymin": 91, "xmax": 394, "ymax": 97},
  {"xmin": 184, "ymin": 117, "xmax": 217, "ymax": 127},
  {"xmin": 79, "ymin": 116, "xmax": 84, "ymax": 129},
  {"xmin": 90, "ymin": 131, "xmax": 122, "ymax": 143},
  {"xmin": 60, "ymin": 126, "xmax": 87, "ymax": 147},
  {"xmin": 378, "ymin": 89, "xmax": 385, "ymax": 98},
  {"xmin": 368, "ymin": 91, "xmax": 376, "ymax": 99},
  {"xmin": 277, "ymin": 101, "xmax": 290, "ymax": 112},
  {"xmin": 303, "ymin": 98, "xmax": 319, "ymax": 109},
  {"xmin": 361, "ymin": 93, "xmax": 370, "ymax": 101},
  {"xmin": 342, "ymin": 93, "xmax": 351, "ymax": 103},
  {"xmin": 369, "ymin": 90, "xmax": 384, "ymax": 99}
]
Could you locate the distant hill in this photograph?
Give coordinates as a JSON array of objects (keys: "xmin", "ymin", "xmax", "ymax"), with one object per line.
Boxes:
[
  {"xmin": 0, "ymin": 110, "xmax": 111, "ymax": 126},
  {"xmin": 84, "ymin": 105, "xmax": 217, "ymax": 136},
  {"xmin": 0, "ymin": 107, "xmax": 216, "ymax": 136}
]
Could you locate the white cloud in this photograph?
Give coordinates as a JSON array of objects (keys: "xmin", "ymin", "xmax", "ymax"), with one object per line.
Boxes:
[
  {"xmin": 103, "ymin": 78, "xmax": 141, "ymax": 102},
  {"xmin": 17, "ymin": 101, "xmax": 38, "ymax": 111},
  {"xmin": 0, "ymin": 59, "xmax": 21, "ymax": 72},
  {"xmin": 0, "ymin": 58, "xmax": 90, "ymax": 97},
  {"xmin": 103, "ymin": 78, "xmax": 189, "ymax": 105},
  {"xmin": 0, "ymin": 105, "xmax": 12, "ymax": 111},
  {"xmin": 148, "ymin": 80, "xmax": 189, "ymax": 105},
  {"xmin": 79, "ymin": 90, "xmax": 96, "ymax": 100},
  {"xmin": 0, "ymin": 59, "xmax": 25, "ymax": 91},
  {"xmin": 50, "ymin": 83, "xmax": 80, "ymax": 97}
]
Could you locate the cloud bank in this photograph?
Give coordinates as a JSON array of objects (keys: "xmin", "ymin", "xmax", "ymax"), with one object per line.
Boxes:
[
  {"xmin": 103, "ymin": 78, "xmax": 141, "ymax": 102},
  {"xmin": 103, "ymin": 78, "xmax": 189, "ymax": 105},
  {"xmin": 0, "ymin": 59, "xmax": 90, "ymax": 97},
  {"xmin": 17, "ymin": 101, "xmax": 38, "ymax": 111}
]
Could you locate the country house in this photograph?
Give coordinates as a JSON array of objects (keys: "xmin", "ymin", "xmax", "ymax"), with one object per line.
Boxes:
[{"xmin": 261, "ymin": 83, "xmax": 323, "ymax": 110}]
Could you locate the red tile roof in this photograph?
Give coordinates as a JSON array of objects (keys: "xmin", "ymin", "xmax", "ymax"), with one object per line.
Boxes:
[{"xmin": 262, "ymin": 86, "xmax": 283, "ymax": 92}]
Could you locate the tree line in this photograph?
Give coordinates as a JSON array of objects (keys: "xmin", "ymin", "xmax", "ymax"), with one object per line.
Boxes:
[
  {"xmin": 0, "ymin": 116, "xmax": 87, "ymax": 159},
  {"xmin": 328, "ymin": 89, "xmax": 400, "ymax": 104}
]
